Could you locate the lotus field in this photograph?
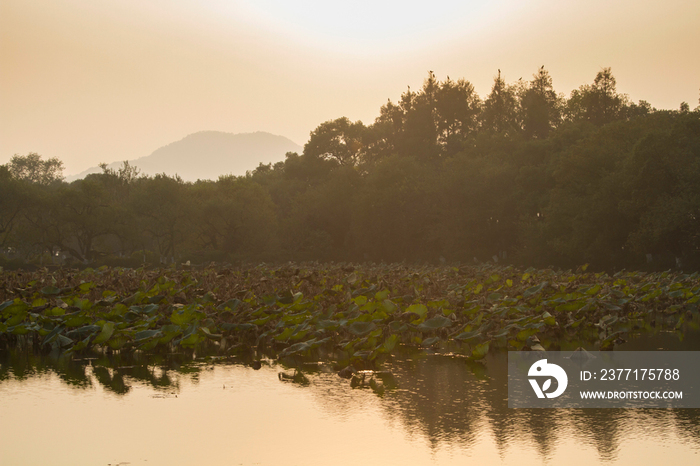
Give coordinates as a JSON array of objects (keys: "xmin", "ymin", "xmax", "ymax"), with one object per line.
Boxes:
[{"xmin": 0, "ymin": 263, "xmax": 698, "ymax": 363}]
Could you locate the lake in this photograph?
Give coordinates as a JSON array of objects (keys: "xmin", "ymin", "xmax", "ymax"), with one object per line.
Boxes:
[{"xmin": 1, "ymin": 330, "xmax": 699, "ymax": 466}]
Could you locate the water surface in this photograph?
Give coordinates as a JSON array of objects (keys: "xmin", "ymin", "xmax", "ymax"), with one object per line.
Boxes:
[{"xmin": 1, "ymin": 331, "xmax": 699, "ymax": 465}]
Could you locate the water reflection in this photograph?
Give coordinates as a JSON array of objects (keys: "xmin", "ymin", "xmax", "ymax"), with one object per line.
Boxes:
[
  {"xmin": 1, "ymin": 331, "xmax": 699, "ymax": 465},
  {"xmin": 0, "ymin": 350, "xmax": 193, "ymax": 395},
  {"xmin": 378, "ymin": 353, "xmax": 700, "ymax": 463}
]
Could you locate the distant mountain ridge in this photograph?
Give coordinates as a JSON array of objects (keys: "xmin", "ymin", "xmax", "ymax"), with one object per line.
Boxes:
[{"xmin": 67, "ymin": 131, "xmax": 302, "ymax": 182}]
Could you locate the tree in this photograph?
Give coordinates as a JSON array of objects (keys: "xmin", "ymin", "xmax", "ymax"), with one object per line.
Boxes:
[
  {"xmin": 7, "ymin": 153, "xmax": 64, "ymax": 184},
  {"xmin": 13, "ymin": 182, "xmax": 69, "ymax": 260},
  {"xmin": 187, "ymin": 177, "xmax": 279, "ymax": 261},
  {"xmin": 130, "ymin": 174, "xmax": 188, "ymax": 259},
  {"xmin": 352, "ymin": 155, "xmax": 443, "ymax": 261},
  {"xmin": 0, "ymin": 166, "xmax": 25, "ymax": 247},
  {"xmin": 481, "ymin": 70, "xmax": 520, "ymax": 135},
  {"xmin": 566, "ymin": 68, "xmax": 628, "ymax": 126},
  {"xmin": 372, "ymin": 99, "xmax": 404, "ymax": 158},
  {"xmin": 434, "ymin": 77, "xmax": 482, "ymax": 153},
  {"xmin": 625, "ymin": 113, "xmax": 700, "ymax": 258},
  {"xmin": 99, "ymin": 160, "xmax": 141, "ymax": 185},
  {"xmin": 520, "ymin": 66, "xmax": 562, "ymax": 139},
  {"xmin": 304, "ymin": 117, "xmax": 367, "ymax": 166},
  {"xmin": 399, "ymin": 73, "xmax": 440, "ymax": 159},
  {"xmin": 372, "ymin": 72, "xmax": 482, "ymax": 160}
]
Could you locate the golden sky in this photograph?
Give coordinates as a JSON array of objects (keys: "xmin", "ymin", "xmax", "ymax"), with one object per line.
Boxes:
[{"xmin": 1, "ymin": 0, "xmax": 699, "ymax": 175}]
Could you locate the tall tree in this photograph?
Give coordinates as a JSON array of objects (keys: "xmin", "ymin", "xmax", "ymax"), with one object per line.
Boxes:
[
  {"xmin": 520, "ymin": 66, "xmax": 562, "ymax": 139},
  {"xmin": 481, "ymin": 70, "xmax": 520, "ymax": 135},
  {"xmin": 434, "ymin": 77, "xmax": 482, "ymax": 153},
  {"xmin": 566, "ymin": 68, "xmax": 628, "ymax": 126},
  {"xmin": 400, "ymin": 72, "xmax": 441, "ymax": 159}
]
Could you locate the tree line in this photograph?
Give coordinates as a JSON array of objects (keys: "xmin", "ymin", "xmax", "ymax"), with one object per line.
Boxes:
[{"xmin": 2, "ymin": 67, "xmax": 699, "ymax": 270}]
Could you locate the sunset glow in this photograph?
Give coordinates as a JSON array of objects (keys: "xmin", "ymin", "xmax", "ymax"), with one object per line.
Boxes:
[{"xmin": 1, "ymin": 0, "xmax": 698, "ymax": 174}]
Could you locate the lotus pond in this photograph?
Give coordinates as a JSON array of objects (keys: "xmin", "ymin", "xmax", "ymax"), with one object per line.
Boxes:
[
  {"xmin": 2, "ymin": 263, "xmax": 699, "ymax": 359},
  {"xmin": 1, "ymin": 263, "xmax": 699, "ymax": 465}
]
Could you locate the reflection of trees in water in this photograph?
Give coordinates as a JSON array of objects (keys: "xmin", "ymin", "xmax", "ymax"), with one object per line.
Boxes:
[
  {"xmin": 379, "ymin": 352, "xmax": 564, "ymax": 459},
  {"xmin": 302, "ymin": 370, "xmax": 379, "ymax": 421},
  {"xmin": 567, "ymin": 410, "xmax": 625, "ymax": 461},
  {"xmin": 89, "ymin": 362, "xmax": 179, "ymax": 395},
  {"xmin": 0, "ymin": 350, "xmax": 93, "ymax": 389},
  {"xmin": 2, "ymin": 348, "xmax": 700, "ymax": 462},
  {"xmin": 306, "ymin": 351, "xmax": 700, "ymax": 463},
  {"xmin": 672, "ymin": 409, "xmax": 700, "ymax": 444},
  {"xmin": 380, "ymin": 354, "xmax": 484, "ymax": 451},
  {"xmin": 566, "ymin": 408, "xmax": 700, "ymax": 462},
  {"xmin": 0, "ymin": 350, "xmax": 190, "ymax": 395}
]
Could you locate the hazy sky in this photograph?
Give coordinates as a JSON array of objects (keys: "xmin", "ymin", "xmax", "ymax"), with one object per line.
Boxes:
[{"xmin": 2, "ymin": 0, "xmax": 699, "ymax": 175}]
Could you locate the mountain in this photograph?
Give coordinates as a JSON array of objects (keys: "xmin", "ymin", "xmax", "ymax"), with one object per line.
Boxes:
[{"xmin": 67, "ymin": 131, "xmax": 302, "ymax": 182}]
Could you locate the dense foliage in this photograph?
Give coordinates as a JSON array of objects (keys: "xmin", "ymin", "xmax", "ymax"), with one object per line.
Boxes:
[
  {"xmin": 1, "ymin": 67, "xmax": 700, "ymax": 270},
  {"xmin": 0, "ymin": 264, "xmax": 697, "ymax": 362}
]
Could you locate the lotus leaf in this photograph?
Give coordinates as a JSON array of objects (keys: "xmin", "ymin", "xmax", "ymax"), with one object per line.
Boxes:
[
  {"xmin": 417, "ymin": 315, "xmax": 453, "ymax": 332},
  {"xmin": 348, "ymin": 321, "xmax": 377, "ymax": 336}
]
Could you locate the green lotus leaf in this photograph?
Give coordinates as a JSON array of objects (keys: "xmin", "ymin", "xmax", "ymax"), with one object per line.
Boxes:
[
  {"xmin": 471, "ymin": 341, "xmax": 490, "ymax": 360},
  {"xmin": 40, "ymin": 286, "xmax": 61, "ymax": 296},
  {"xmin": 454, "ymin": 330, "xmax": 481, "ymax": 342},
  {"xmin": 417, "ymin": 315, "xmax": 453, "ymax": 332},
  {"xmin": 542, "ymin": 311, "xmax": 556, "ymax": 326},
  {"xmin": 422, "ymin": 336, "xmax": 440, "ymax": 347},
  {"xmin": 523, "ymin": 282, "xmax": 547, "ymax": 298},
  {"xmin": 405, "ymin": 303, "xmax": 428, "ymax": 319},
  {"xmin": 381, "ymin": 334, "xmax": 399, "ymax": 352},
  {"xmin": 93, "ymin": 322, "xmax": 115, "ymax": 345},
  {"xmin": 389, "ymin": 321, "xmax": 408, "ymax": 333},
  {"xmin": 133, "ymin": 329, "xmax": 162, "ymax": 342},
  {"xmin": 348, "ymin": 321, "xmax": 377, "ymax": 336}
]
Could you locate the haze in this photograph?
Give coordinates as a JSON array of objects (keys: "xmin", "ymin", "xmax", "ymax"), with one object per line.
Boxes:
[{"xmin": 1, "ymin": 0, "xmax": 698, "ymax": 176}]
